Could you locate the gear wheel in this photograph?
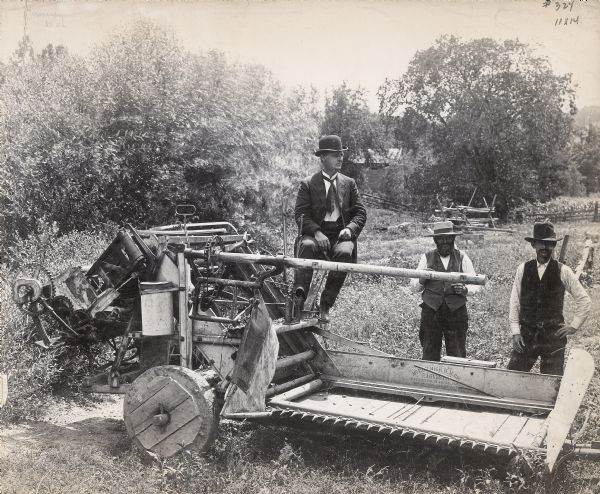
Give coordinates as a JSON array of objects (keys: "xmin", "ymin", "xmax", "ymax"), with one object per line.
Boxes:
[
  {"xmin": 50, "ymin": 295, "xmax": 75, "ymax": 319},
  {"xmin": 13, "ymin": 263, "xmax": 55, "ymax": 315}
]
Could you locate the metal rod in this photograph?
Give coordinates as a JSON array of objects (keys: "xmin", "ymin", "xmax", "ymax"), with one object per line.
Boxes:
[
  {"xmin": 178, "ymin": 251, "xmax": 193, "ymax": 369},
  {"xmin": 141, "ymin": 229, "xmax": 228, "ymax": 237},
  {"xmin": 413, "ymin": 364, "xmax": 501, "ymax": 398},
  {"xmin": 221, "ymin": 411, "xmax": 272, "ymax": 419},
  {"xmin": 193, "ymin": 335, "xmax": 242, "ymax": 346},
  {"xmin": 311, "ymin": 327, "xmax": 391, "ymax": 357},
  {"xmin": 320, "ymin": 375, "xmax": 551, "ymax": 413},
  {"xmin": 148, "ymin": 221, "xmax": 236, "ymax": 231},
  {"xmin": 569, "ymin": 448, "xmax": 600, "ymax": 458},
  {"xmin": 186, "ymin": 251, "xmax": 486, "ymax": 285},
  {"xmin": 274, "ymin": 318, "xmax": 320, "ymax": 334},
  {"xmin": 266, "ymin": 374, "xmax": 316, "ymax": 397},
  {"xmin": 198, "ymin": 277, "xmax": 262, "ymax": 289},
  {"xmin": 275, "ymin": 350, "xmax": 316, "ymax": 370},
  {"xmin": 268, "ymin": 379, "xmax": 323, "ymax": 402},
  {"xmin": 189, "ymin": 314, "xmax": 239, "ymax": 324},
  {"xmin": 40, "ymin": 299, "xmax": 80, "ymax": 337}
]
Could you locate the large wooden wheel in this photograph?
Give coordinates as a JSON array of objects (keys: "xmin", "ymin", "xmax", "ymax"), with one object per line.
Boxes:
[{"xmin": 123, "ymin": 365, "xmax": 218, "ymax": 458}]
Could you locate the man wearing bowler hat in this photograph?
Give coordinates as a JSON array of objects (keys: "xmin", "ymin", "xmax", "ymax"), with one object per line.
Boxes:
[
  {"xmin": 293, "ymin": 135, "xmax": 367, "ymax": 322},
  {"xmin": 507, "ymin": 222, "xmax": 590, "ymax": 375},
  {"xmin": 411, "ymin": 221, "xmax": 481, "ymax": 361}
]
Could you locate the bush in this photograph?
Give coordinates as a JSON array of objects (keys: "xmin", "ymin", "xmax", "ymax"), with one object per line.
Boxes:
[{"xmin": 0, "ymin": 23, "xmax": 319, "ymax": 255}]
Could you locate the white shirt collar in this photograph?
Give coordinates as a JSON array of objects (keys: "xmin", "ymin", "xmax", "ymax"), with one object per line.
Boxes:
[{"xmin": 322, "ymin": 171, "xmax": 338, "ymax": 181}]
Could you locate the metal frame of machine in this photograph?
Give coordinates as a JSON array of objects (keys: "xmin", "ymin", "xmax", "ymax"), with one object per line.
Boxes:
[{"xmin": 11, "ymin": 211, "xmax": 599, "ymax": 473}]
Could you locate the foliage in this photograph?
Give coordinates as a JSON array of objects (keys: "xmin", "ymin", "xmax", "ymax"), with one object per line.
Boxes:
[
  {"xmin": 0, "ymin": 22, "xmax": 319, "ymax": 254},
  {"xmin": 379, "ymin": 147, "xmax": 435, "ymax": 209},
  {"xmin": 320, "ymin": 83, "xmax": 390, "ymax": 183},
  {"xmin": 378, "ymin": 36, "xmax": 580, "ymax": 216},
  {"xmin": 572, "ymin": 125, "xmax": 600, "ymax": 194}
]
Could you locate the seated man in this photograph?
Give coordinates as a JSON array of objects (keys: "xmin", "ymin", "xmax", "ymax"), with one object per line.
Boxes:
[
  {"xmin": 507, "ymin": 222, "xmax": 591, "ymax": 375},
  {"xmin": 293, "ymin": 135, "xmax": 367, "ymax": 322}
]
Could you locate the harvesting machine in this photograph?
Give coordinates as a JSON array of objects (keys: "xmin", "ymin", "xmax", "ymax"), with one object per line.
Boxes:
[{"xmin": 11, "ymin": 207, "xmax": 599, "ymax": 473}]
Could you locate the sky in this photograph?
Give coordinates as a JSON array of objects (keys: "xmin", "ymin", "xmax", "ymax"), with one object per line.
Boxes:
[{"xmin": 0, "ymin": 0, "xmax": 598, "ymax": 110}]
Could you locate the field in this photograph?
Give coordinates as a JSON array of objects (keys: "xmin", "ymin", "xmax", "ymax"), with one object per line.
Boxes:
[{"xmin": 0, "ymin": 208, "xmax": 599, "ymax": 494}]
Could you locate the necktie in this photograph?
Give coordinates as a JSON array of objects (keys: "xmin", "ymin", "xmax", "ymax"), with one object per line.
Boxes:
[{"xmin": 323, "ymin": 175, "xmax": 336, "ymax": 214}]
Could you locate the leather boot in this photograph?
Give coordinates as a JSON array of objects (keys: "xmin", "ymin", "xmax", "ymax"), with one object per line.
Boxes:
[{"xmin": 293, "ymin": 287, "xmax": 306, "ymax": 321}]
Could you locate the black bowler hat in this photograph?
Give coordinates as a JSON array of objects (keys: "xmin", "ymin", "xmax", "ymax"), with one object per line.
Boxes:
[
  {"xmin": 524, "ymin": 222, "xmax": 563, "ymax": 243},
  {"xmin": 314, "ymin": 135, "xmax": 347, "ymax": 156}
]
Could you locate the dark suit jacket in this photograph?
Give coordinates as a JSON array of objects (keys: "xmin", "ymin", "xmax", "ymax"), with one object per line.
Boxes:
[{"xmin": 294, "ymin": 171, "xmax": 367, "ymax": 240}]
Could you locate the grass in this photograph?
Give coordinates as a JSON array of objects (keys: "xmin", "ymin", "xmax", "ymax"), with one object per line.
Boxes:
[{"xmin": 1, "ymin": 208, "xmax": 599, "ymax": 493}]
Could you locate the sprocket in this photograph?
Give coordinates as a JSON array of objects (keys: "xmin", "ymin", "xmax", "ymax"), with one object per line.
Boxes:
[
  {"xmin": 13, "ymin": 263, "xmax": 55, "ymax": 315},
  {"xmin": 50, "ymin": 295, "xmax": 75, "ymax": 320}
]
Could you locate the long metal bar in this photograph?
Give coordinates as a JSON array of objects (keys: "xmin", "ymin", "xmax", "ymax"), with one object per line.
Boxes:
[
  {"xmin": 140, "ymin": 229, "xmax": 227, "ymax": 236},
  {"xmin": 198, "ymin": 277, "xmax": 262, "ymax": 289},
  {"xmin": 266, "ymin": 374, "xmax": 316, "ymax": 398},
  {"xmin": 267, "ymin": 379, "xmax": 323, "ymax": 402},
  {"xmin": 413, "ymin": 364, "xmax": 501, "ymax": 398},
  {"xmin": 193, "ymin": 335, "xmax": 242, "ymax": 346},
  {"xmin": 275, "ymin": 350, "xmax": 316, "ymax": 370},
  {"xmin": 274, "ymin": 318, "xmax": 320, "ymax": 334},
  {"xmin": 177, "ymin": 252, "xmax": 192, "ymax": 369},
  {"xmin": 40, "ymin": 299, "xmax": 80, "ymax": 337},
  {"xmin": 572, "ymin": 446, "xmax": 600, "ymax": 458},
  {"xmin": 189, "ymin": 314, "xmax": 240, "ymax": 324},
  {"xmin": 320, "ymin": 375, "xmax": 553, "ymax": 414},
  {"xmin": 150, "ymin": 234, "xmax": 245, "ymax": 243},
  {"xmin": 148, "ymin": 221, "xmax": 237, "ymax": 231},
  {"xmin": 221, "ymin": 411, "xmax": 272, "ymax": 419},
  {"xmin": 185, "ymin": 250, "xmax": 486, "ymax": 285},
  {"xmin": 311, "ymin": 327, "xmax": 392, "ymax": 357}
]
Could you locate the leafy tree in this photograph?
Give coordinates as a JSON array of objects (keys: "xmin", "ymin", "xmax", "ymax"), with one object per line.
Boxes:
[
  {"xmin": 572, "ymin": 126, "xmax": 600, "ymax": 194},
  {"xmin": 378, "ymin": 36, "xmax": 579, "ymax": 215},
  {"xmin": 321, "ymin": 83, "xmax": 389, "ymax": 182},
  {"xmin": 0, "ymin": 24, "xmax": 319, "ymax": 253}
]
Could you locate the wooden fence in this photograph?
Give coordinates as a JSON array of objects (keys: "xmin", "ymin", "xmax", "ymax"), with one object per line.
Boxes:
[
  {"xmin": 510, "ymin": 202, "xmax": 599, "ymax": 223},
  {"xmin": 361, "ymin": 193, "xmax": 409, "ymax": 213},
  {"xmin": 364, "ymin": 193, "xmax": 599, "ymax": 225}
]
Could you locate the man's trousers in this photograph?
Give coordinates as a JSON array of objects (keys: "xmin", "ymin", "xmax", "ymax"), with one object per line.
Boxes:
[
  {"xmin": 419, "ymin": 302, "xmax": 468, "ymax": 361},
  {"xmin": 294, "ymin": 222, "xmax": 354, "ymax": 309},
  {"xmin": 507, "ymin": 325, "xmax": 566, "ymax": 375}
]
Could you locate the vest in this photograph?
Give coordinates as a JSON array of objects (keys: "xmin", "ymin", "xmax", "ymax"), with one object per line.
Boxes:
[
  {"xmin": 519, "ymin": 259, "xmax": 565, "ymax": 328},
  {"xmin": 421, "ymin": 249, "xmax": 466, "ymax": 312}
]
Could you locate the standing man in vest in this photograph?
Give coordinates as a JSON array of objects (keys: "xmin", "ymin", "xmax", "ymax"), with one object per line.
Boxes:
[
  {"xmin": 411, "ymin": 221, "xmax": 481, "ymax": 361},
  {"xmin": 294, "ymin": 135, "xmax": 367, "ymax": 322},
  {"xmin": 507, "ymin": 222, "xmax": 590, "ymax": 375}
]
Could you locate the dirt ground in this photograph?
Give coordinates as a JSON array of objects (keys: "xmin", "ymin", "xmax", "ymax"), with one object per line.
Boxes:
[{"xmin": 0, "ymin": 394, "xmax": 126, "ymax": 458}]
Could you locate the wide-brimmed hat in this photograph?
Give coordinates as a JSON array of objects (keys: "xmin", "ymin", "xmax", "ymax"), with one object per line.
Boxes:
[
  {"xmin": 524, "ymin": 222, "xmax": 563, "ymax": 243},
  {"xmin": 426, "ymin": 221, "xmax": 462, "ymax": 237},
  {"xmin": 315, "ymin": 135, "xmax": 347, "ymax": 156}
]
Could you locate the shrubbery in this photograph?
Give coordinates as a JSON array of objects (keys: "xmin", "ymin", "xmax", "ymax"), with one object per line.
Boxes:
[{"xmin": 0, "ymin": 22, "xmax": 319, "ymax": 256}]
